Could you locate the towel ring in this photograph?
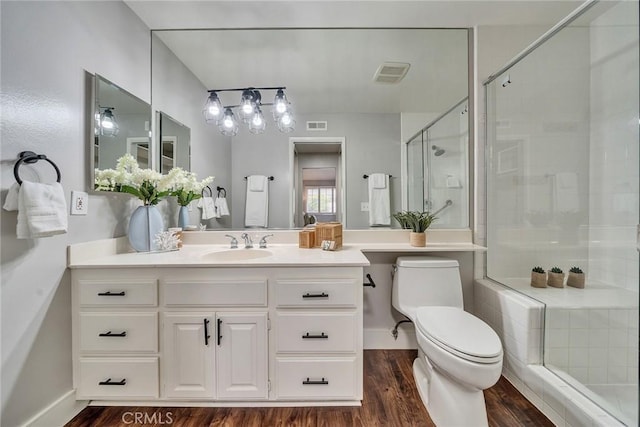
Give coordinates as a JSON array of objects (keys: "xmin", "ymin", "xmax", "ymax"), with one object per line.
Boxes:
[
  {"xmin": 14, "ymin": 151, "xmax": 61, "ymax": 185},
  {"xmin": 216, "ymin": 186, "xmax": 227, "ymax": 197},
  {"xmin": 201, "ymin": 185, "xmax": 213, "ymax": 197}
]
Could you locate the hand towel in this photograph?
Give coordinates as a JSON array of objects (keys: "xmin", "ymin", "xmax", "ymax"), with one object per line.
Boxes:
[
  {"xmin": 197, "ymin": 196, "xmax": 217, "ymax": 220},
  {"xmin": 370, "ymin": 173, "xmax": 387, "ymax": 189},
  {"xmin": 215, "ymin": 197, "xmax": 230, "ymax": 217},
  {"xmin": 245, "ymin": 175, "xmax": 269, "ymax": 227},
  {"xmin": 555, "ymin": 172, "xmax": 579, "ymax": 213},
  {"xmin": 248, "ymin": 175, "xmax": 266, "ymax": 192},
  {"xmin": 368, "ymin": 173, "xmax": 390, "ymax": 226},
  {"xmin": 5, "ymin": 181, "xmax": 68, "ymax": 238}
]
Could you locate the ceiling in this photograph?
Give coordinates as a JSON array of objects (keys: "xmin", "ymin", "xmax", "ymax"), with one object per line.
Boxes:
[{"xmin": 126, "ymin": 0, "xmax": 583, "ymax": 115}]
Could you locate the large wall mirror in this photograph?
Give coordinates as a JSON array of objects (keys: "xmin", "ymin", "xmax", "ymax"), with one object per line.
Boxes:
[
  {"xmin": 92, "ymin": 74, "xmax": 152, "ymax": 181},
  {"xmin": 156, "ymin": 111, "xmax": 191, "ymax": 174},
  {"xmin": 151, "ymin": 28, "xmax": 470, "ymax": 229}
]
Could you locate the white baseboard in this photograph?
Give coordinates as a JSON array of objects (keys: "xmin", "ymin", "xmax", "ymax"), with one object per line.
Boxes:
[
  {"xmin": 23, "ymin": 389, "xmax": 88, "ymax": 427},
  {"xmin": 364, "ymin": 327, "xmax": 417, "ymax": 349}
]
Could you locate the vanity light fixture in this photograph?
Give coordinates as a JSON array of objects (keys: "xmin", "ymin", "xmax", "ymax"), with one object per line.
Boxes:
[
  {"xmin": 98, "ymin": 106, "xmax": 120, "ymax": 137},
  {"xmin": 203, "ymin": 87, "xmax": 294, "ymax": 135}
]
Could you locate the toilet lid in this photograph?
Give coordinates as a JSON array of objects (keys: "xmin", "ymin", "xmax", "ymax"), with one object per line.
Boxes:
[{"xmin": 416, "ymin": 307, "xmax": 502, "ymax": 363}]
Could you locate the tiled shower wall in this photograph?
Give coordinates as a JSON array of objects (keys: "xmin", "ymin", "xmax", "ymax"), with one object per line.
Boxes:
[{"xmin": 545, "ymin": 307, "xmax": 639, "ymax": 386}]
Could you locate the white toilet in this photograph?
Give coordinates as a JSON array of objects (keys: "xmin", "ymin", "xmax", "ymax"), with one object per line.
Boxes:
[{"xmin": 392, "ymin": 256, "xmax": 503, "ymax": 427}]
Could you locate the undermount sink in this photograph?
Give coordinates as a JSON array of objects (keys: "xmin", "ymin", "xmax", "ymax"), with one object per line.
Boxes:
[{"xmin": 201, "ymin": 249, "xmax": 273, "ymax": 262}]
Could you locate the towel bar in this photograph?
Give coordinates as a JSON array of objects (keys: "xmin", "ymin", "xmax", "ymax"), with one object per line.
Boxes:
[
  {"xmin": 363, "ymin": 174, "xmax": 393, "ymax": 179},
  {"xmin": 14, "ymin": 151, "xmax": 61, "ymax": 185},
  {"xmin": 244, "ymin": 176, "xmax": 274, "ymax": 181}
]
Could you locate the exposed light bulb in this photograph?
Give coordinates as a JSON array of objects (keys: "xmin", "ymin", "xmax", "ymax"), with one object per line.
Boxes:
[
  {"xmin": 223, "ymin": 116, "xmax": 234, "ymax": 128},
  {"xmin": 242, "ymin": 102, "xmax": 254, "ymax": 115},
  {"xmin": 252, "ymin": 114, "xmax": 263, "ymax": 126},
  {"xmin": 101, "ymin": 120, "xmax": 114, "ymax": 129},
  {"xmin": 275, "ymin": 101, "xmax": 287, "ymax": 114},
  {"xmin": 208, "ymin": 104, "xmax": 221, "ymax": 116},
  {"xmin": 280, "ymin": 112, "xmax": 292, "ymax": 126}
]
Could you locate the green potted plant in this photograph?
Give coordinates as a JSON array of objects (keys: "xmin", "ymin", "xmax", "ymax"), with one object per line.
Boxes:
[
  {"xmin": 567, "ymin": 266, "xmax": 585, "ymax": 288},
  {"xmin": 530, "ymin": 266, "xmax": 547, "ymax": 288},
  {"xmin": 547, "ymin": 266, "xmax": 565, "ymax": 288},
  {"xmin": 392, "ymin": 211, "xmax": 437, "ymax": 247}
]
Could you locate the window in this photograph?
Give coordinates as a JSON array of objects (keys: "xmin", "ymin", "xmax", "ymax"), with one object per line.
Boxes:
[{"xmin": 305, "ymin": 187, "xmax": 336, "ymax": 214}]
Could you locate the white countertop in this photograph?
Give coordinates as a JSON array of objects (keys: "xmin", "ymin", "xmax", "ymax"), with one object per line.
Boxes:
[
  {"xmin": 67, "ymin": 234, "xmax": 486, "ymax": 269},
  {"xmin": 68, "ymin": 244, "xmax": 371, "ymax": 268}
]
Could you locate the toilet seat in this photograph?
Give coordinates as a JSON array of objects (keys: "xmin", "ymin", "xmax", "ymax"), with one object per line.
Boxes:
[{"xmin": 416, "ymin": 306, "xmax": 502, "ymax": 364}]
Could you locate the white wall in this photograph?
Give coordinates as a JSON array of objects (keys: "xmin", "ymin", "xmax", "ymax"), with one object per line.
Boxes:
[
  {"xmin": 231, "ymin": 113, "xmax": 402, "ymax": 229},
  {"xmin": 0, "ymin": 2, "xmax": 151, "ymax": 425}
]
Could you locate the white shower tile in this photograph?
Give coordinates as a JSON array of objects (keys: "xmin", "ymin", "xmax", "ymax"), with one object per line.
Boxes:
[
  {"xmin": 589, "ymin": 309, "xmax": 609, "ymax": 329},
  {"xmin": 607, "ymin": 365, "xmax": 627, "ymax": 384},
  {"xmin": 570, "ymin": 310, "xmax": 589, "ymax": 329},
  {"xmin": 547, "ymin": 347, "xmax": 569, "ymax": 367},
  {"xmin": 588, "ymin": 328, "xmax": 609, "ymax": 347},
  {"xmin": 547, "ymin": 328, "xmax": 570, "ymax": 347},
  {"xmin": 607, "ymin": 347, "xmax": 628, "ymax": 367},
  {"xmin": 588, "ymin": 367, "xmax": 608, "ymax": 384},
  {"xmin": 589, "ymin": 348, "xmax": 608, "ymax": 367},
  {"xmin": 569, "ymin": 329, "xmax": 589, "ymax": 348},
  {"xmin": 608, "ymin": 309, "xmax": 629, "ymax": 329},
  {"xmin": 569, "ymin": 367, "xmax": 589, "ymax": 383},
  {"xmin": 569, "ymin": 347, "xmax": 589, "ymax": 367},
  {"xmin": 608, "ymin": 328, "xmax": 629, "ymax": 348},
  {"xmin": 548, "ymin": 309, "xmax": 570, "ymax": 328}
]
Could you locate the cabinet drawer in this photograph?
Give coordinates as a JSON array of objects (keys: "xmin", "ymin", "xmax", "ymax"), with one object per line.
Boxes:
[
  {"xmin": 275, "ymin": 357, "xmax": 358, "ymax": 400},
  {"xmin": 79, "ymin": 313, "xmax": 157, "ymax": 353},
  {"xmin": 163, "ymin": 280, "xmax": 267, "ymax": 306},
  {"xmin": 275, "ymin": 279, "xmax": 357, "ymax": 308},
  {"xmin": 79, "ymin": 280, "xmax": 157, "ymax": 307},
  {"xmin": 78, "ymin": 357, "xmax": 158, "ymax": 399},
  {"xmin": 276, "ymin": 312, "xmax": 357, "ymax": 353}
]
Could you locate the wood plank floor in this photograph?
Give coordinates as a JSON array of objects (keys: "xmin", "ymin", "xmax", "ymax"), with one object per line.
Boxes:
[{"xmin": 66, "ymin": 350, "xmax": 552, "ymax": 427}]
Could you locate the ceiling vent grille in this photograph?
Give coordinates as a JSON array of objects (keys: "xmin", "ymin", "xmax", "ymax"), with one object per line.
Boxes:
[
  {"xmin": 373, "ymin": 62, "xmax": 411, "ymax": 84},
  {"xmin": 306, "ymin": 121, "xmax": 328, "ymax": 131}
]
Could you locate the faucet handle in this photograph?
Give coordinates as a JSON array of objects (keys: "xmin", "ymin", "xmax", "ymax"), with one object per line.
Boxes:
[
  {"xmin": 259, "ymin": 234, "xmax": 274, "ymax": 249},
  {"xmin": 224, "ymin": 234, "xmax": 238, "ymax": 249}
]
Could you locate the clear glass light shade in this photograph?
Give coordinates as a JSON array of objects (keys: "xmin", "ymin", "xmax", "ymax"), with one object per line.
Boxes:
[
  {"xmin": 277, "ymin": 111, "xmax": 295, "ymax": 133},
  {"xmin": 203, "ymin": 93, "xmax": 223, "ymax": 123},
  {"xmin": 240, "ymin": 89, "xmax": 261, "ymax": 122},
  {"xmin": 248, "ymin": 107, "xmax": 266, "ymax": 134},
  {"xmin": 218, "ymin": 108, "xmax": 239, "ymax": 136},
  {"xmin": 273, "ymin": 89, "xmax": 288, "ymax": 117},
  {"xmin": 100, "ymin": 109, "xmax": 119, "ymax": 136}
]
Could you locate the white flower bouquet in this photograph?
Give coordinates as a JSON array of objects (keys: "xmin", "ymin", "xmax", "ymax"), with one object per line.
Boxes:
[{"xmin": 166, "ymin": 167, "xmax": 214, "ymax": 207}]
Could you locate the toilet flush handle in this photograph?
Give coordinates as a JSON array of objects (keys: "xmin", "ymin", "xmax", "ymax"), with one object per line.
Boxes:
[{"xmin": 391, "ymin": 264, "xmax": 397, "ymax": 279}]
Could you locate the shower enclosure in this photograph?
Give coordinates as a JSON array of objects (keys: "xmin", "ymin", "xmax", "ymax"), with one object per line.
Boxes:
[
  {"xmin": 484, "ymin": 1, "xmax": 638, "ymax": 425},
  {"xmin": 406, "ymin": 98, "xmax": 469, "ymax": 228}
]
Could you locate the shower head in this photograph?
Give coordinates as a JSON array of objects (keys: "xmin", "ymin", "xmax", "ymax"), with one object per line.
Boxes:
[{"xmin": 431, "ymin": 145, "xmax": 445, "ymax": 156}]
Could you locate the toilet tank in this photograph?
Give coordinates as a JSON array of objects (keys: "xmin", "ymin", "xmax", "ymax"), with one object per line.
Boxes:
[{"xmin": 392, "ymin": 256, "xmax": 464, "ymax": 320}]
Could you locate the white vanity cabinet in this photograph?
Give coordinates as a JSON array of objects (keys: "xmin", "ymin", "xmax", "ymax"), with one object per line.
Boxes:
[{"xmin": 71, "ymin": 265, "xmax": 363, "ymax": 405}]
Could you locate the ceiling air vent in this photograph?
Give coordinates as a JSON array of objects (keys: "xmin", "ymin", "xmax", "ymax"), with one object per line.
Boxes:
[
  {"xmin": 373, "ymin": 62, "xmax": 411, "ymax": 84},
  {"xmin": 306, "ymin": 121, "xmax": 328, "ymax": 131}
]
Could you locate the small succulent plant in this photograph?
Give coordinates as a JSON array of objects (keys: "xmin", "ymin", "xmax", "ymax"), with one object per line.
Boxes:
[
  {"xmin": 532, "ymin": 266, "xmax": 545, "ymax": 274},
  {"xmin": 550, "ymin": 267, "xmax": 563, "ymax": 274},
  {"xmin": 569, "ymin": 266, "xmax": 583, "ymax": 274}
]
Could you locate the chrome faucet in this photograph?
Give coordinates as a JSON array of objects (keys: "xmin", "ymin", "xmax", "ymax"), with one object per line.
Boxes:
[
  {"xmin": 258, "ymin": 234, "xmax": 274, "ymax": 249},
  {"xmin": 240, "ymin": 233, "xmax": 253, "ymax": 249},
  {"xmin": 224, "ymin": 234, "xmax": 238, "ymax": 249}
]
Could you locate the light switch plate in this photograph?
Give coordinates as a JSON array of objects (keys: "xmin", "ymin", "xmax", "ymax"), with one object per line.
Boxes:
[{"xmin": 70, "ymin": 191, "xmax": 88, "ymax": 215}]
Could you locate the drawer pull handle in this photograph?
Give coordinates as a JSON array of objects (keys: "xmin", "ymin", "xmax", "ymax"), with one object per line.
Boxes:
[
  {"xmin": 98, "ymin": 331, "xmax": 127, "ymax": 337},
  {"xmin": 204, "ymin": 318, "xmax": 210, "ymax": 346},
  {"xmin": 217, "ymin": 318, "xmax": 223, "ymax": 346},
  {"xmin": 303, "ymin": 377, "xmax": 328, "ymax": 385},
  {"xmin": 97, "ymin": 291, "xmax": 126, "ymax": 296},
  {"xmin": 302, "ymin": 332, "xmax": 328, "ymax": 339},
  {"xmin": 98, "ymin": 378, "xmax": 126, "ymax": 386},
  {"xmin": 302, "ymin": 292, "xmax": 329, "ymax": 299}
]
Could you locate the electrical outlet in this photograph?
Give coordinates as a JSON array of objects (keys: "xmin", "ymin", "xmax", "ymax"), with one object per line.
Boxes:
[
  {"xmin": 70, "ymin": 191, "xmax": 88, "ymax": 215},
  {"xmin": 361, "ymin": 202, "xmax": 369, "ymax": 212}
]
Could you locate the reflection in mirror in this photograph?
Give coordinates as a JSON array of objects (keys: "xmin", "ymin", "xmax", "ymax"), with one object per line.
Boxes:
[
  {"xmin": 406, "ymin": 98, "xmax": 469, "ymax": 228},
  {"xmin": 92, "ymin": 74, "xmax": 152, "ymax": 186},
  {"xmin": 157, "ymin": 111, "xmax": 191, "ymax": 174},
  {"xmin": 151, "ymin": 28, "xmax": 470, "ymax": 229},
  {"xmin": 291, "ymin": 139, "xmax": 345, "ymax": 228}
]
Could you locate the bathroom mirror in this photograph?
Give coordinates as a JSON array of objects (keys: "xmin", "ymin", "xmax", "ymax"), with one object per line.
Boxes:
[
  {"xmin": 157, "ymin": 111, "xmax": 191, "ymax": 174},
  {"xmin": 151, "ymin": 28, "xmax": 470, "ymax": 229},
  {"xmin": 91, "ymin": 74, "xmax": 152, "ymax": 184}
]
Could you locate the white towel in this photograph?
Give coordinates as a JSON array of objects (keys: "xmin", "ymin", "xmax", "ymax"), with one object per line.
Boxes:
[
  {"xmin": 248, "ymin": 175, "xmax": 266, "ymax": 192},
  {"xmin": 370, "ymin": 173, "xmax": 387, "ymax": 189},
  {"xmin": 555, "ymin": 172, "xmax": 579, "ymax": 213},
  {"xmin": 215, "ymin": 197, "xmax": 230, "ymax": 217},
  {"xmin": 3, "ymin": 181, "xmax": 67, "ymax": 238},
  {"xmin": 245, "ymin": 175, "xmax": 269, "ymax": 227},
  {"xmin": 368, "ymin": 173, "xmax": 390, "ymax": 226},
  {"xmin": 197, "ymin": 196, "xmax": 217, "ymax": 220}
]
